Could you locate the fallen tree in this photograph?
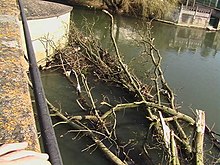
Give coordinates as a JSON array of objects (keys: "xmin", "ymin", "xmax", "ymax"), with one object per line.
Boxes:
[{"xmin": 41, "ymin": 10, "xmax": 220, "ymax": 165}]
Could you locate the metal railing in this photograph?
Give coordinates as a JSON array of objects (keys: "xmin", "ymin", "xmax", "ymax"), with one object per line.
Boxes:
[{"xmin": 18, "ymin": 0, "xmax": 63, "ymax": 164}]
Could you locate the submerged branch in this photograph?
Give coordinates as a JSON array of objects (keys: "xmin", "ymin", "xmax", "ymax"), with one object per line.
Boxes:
[
  {"xmin": 43, "ymin": 9, "xmax": 220, "ymax": 164},
  {"xmin": 195, "ymin": 110, "xmax": 205, "ymax": 165},
  {"xmin": 46, "ymin": 99, "xmax": 127, "ymax": 165}
]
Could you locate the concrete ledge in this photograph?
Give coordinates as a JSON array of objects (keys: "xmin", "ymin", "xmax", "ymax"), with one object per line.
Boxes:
[
  {"xmin": 23, "ymin": 0, "xmax": 72, "ymax": 20},
  {"xmin": 0, "ymin": 0, "xmax": 40, "ymax": 151},
  {"xmin": 20, "ymin": 0, "xmax": 73, "ymax": 67}
]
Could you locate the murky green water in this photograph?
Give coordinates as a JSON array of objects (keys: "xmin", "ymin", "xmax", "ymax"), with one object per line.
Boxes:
[
  {"xmin": 41, "ymin": 6, "xmax": 220, "ymax": 165},
  {"xmin": 71, "ymin": 6, "xmax": 220, "ymax": 132}
]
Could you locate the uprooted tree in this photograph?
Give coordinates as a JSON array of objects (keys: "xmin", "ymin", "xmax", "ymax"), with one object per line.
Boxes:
[{"xmin": 40, "ymin": 10, "xmax": 220, "ymax": 165}]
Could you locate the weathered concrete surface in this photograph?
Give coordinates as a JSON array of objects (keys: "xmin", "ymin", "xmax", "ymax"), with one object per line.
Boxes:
[
  {"xmin": 0, "ymin": 0, "xmax": 40, "ymax": 151},
  {"xmin": 23, "ymin": 0, "xmax": 73, "ymax": 20},
  {"xmin": 20, "ymin": 0, "xmax": 72, "ymax": 68}
]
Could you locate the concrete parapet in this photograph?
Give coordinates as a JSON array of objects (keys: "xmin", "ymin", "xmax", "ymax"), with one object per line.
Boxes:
[
  {"xmin": 20, "ymin": 0, "xmax": 73, "ymax": 68},
  {"xmin": 0, "ymin": 0, "xmax": 40, "ymax": 151}
]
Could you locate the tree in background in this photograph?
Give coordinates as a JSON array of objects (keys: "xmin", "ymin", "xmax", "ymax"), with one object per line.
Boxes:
[{"xmin": 102, "ymin": 0, "xmax": 179, "ymax": 18}]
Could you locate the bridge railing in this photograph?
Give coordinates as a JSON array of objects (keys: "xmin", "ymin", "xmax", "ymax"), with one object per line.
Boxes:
[{"xmin": 18, "ymin": 0, "xmax": 63, "ymax": 165}]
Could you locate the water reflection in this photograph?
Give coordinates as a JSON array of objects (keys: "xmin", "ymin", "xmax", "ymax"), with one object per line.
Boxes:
[
  {"xmin": 168, "ymin": 26, "xmax": 220, "ymax": 57},
  {"xmin": 40, "ymin": 7, "xmax": 220, "ymax": 165},
  {"xmin": 72, "ymin": 7, "xmax": 220, "ymax": 58},
  {"xmin": 71, "ymin": 7, "xmax": 220, "ymax": 135},
  {"xmin": 169, "ymin": 27, "xmax": 205, "ymax": 51}
]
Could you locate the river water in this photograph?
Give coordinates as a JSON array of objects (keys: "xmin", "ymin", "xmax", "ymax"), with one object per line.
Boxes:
[{"xmin": 41, "ymin": 6, "xmax": 220, "ymax": 165}]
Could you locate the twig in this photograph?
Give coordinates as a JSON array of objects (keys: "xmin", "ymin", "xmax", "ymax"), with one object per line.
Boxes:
[
  {"xmin": 195, "ymin": 110, "xmax": 205, "ymax": 165},
  {"xmin": 81, "ymin": 74, "xmax": 111, "ymax": 136},
  {"xmin": 170, "ymin": 130, "xmax": 180, "ymax": 165},
  {"xmin": 47, "ymin": 99, "xmax": 127, "ymax": 165}
]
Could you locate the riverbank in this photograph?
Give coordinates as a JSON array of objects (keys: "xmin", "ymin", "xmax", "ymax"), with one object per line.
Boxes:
[{"xmin": 50, "ymin": 0, "xmax": 220, "ymax": 31}]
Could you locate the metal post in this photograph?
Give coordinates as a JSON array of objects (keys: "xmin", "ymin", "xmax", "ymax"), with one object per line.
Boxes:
[
  {"xmin": 215, "ymin": 0, "xmax": 219, "ymax": 8},
  {"xmin": 18, "ymin": 0, "xmax": 63, "ymax": 165},
  {"xmin": 186, "ymin": 0, "xmax": 189, "ymax": 7},
  {"xmin": 178, "ymin": 4, "xmax": 183, "ymax": 24},
  {"xmin": 209, "ymin": 0, "xmax": 212, "ymax": 6},
  {"xmin": 193, "ymin": 0, "xmax": 196, "ymax": 7}
]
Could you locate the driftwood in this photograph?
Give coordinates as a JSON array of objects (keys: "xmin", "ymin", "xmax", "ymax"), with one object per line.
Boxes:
[
  {"xmin": 47, "ymin": 99, "xmax": 127, "ymax": 165},
  {"xmin": 40, "ymin": 10, "xmax": 220, "ymax": 165},
  {"xmin": 28, "ymin": 75, "xmax": 129, "ymax": 165},
  {"xmin": 195, "ymin": 110, "xmax": 205, "ymax": 165},
  {"xmin": 170, "ymin": 130, "xmax": 180, "ymax": 165}
]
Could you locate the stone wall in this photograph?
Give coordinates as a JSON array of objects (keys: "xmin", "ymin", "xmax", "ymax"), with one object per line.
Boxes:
[{"xmin": 0, "ymin": 0, "xmax": 40, "ymax": 151}]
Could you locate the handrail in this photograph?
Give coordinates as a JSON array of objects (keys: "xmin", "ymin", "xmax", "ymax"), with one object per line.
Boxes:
[{"xmin": 18, "ymin": 0, "xmax": 63, "ymax": 165}]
